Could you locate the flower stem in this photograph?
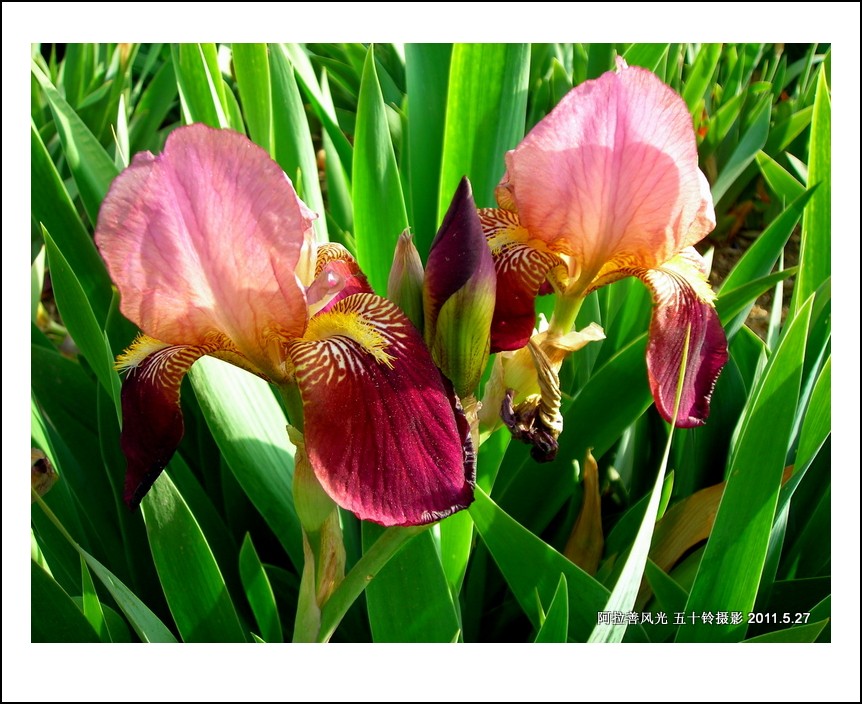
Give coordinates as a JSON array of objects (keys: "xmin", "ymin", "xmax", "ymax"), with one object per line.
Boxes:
[
  {"xmin": 547, "ymin": 293, "xmax": 585, "ymax": 338},
  {"xmin": 316, "ymin": 524, "xmax": 427, "ymax": 642}
]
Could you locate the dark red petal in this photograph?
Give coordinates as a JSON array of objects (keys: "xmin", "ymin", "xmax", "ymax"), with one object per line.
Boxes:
[
  {"xmin": 641, "ymin": 269, "xmax": 728, "ymax": 427},
  {"xmin": 478, "ymin": 207, "xmax": 563, "ymax": 352},
  {"xmin": 289, "ymin": 294, "xmax": 475, "ymax": 526},
  {"xmin": 119, "ymin": 344, "xmax": 209, "ymax": 508}
]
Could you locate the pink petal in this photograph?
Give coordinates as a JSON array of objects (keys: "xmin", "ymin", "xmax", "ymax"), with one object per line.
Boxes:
[
  {"xmin": 639, "ymin": 250, "xmax": 728, "ymax": 427},
  {"xmin": 503, "ymin": 65, "xmax": 715, "ymax": 289},
  {"xmin": 95, "ymin": 124, "xmax": 315, "ymax": 381},
  {"xmin": 289, "ymin": 294, "xmax": 475, "ymax": 526},
  {"xmin": 478, "ymin": 207, "xmax": 563, "ymax": 352}
]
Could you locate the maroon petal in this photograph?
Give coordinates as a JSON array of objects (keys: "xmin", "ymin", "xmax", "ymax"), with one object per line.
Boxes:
[
  {"xmin": 289, "ymin": 294, "xmax": 475, "ymax": 526},
  {"xmin": 639, "ymin": 251, "xmax": 728, "ymax": 427},
  {"xmin": 478, "ymin": 207, "xmax": 563, "ymax": 352},
  {"xmin": 117, "ymin": 339, "xmax": 212, "ymax": 508}
]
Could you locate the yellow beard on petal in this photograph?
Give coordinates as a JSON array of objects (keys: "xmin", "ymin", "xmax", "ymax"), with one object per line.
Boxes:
[{"xmin": 302, "ymin": 309, "xmax": 395, "ymax": 369}]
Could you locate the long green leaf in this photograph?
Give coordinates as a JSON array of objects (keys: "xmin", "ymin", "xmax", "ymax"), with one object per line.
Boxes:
[
  {"xmin": 239, "ymin": 534, "xmax": 283, "ymax": 643},
  {"xmin": 792, "ymin": 66, "xmax": 830, "ymax": 316},
  {"xmin": 534, "ymin": 574, "xmax": 569, "ymax": 643},
  {"xmin": 232, "ymin": 43, "xmax": 273, "ymax": 154},
  {"xmin": 31, "ymin": 560, "xmax": 100, "ymax": 643},
  {"xmin": 362, "ymin": 524, "xmax": 460, "ymax": 642},
  {"xmin": 170, "ymin": 43, "xmax": 228, "ymax": 129},
  {"xmin": 353, "ymin": 45, "xmax": 408, "ymax": 294},
  {"xmin": 269, "ymin": 44, "xmax": 328, "ymax": 241},
  {"xmin": 33, "ymin": 493, "xmax": 177, "ymax": 642},
  {"xmin": 31, "ymin": 60, "xmax": 119, "ymax": 225},
  {"xmin": 682, "ymin": 43, "xmax": 721, "ymax": 115},
  {"xmin": 711, "ymin": 96, "xmax": 771, "ymax": 203},
  {"xmin": 188, "ymin": 357, "xmax": 302, "ymax": 569},
  {"xmin": 470, "ymin": 488, "xmax": 615, "ymax": 642},
  {"xmin": 43, "ymin": 229, "xmax": 121, "ymax": 418},
  {"xmin": 142, "ymin": 472, "xmax": 246, "ymax": 642},
  {"xmin": 679, "ymin": 300, "xmax": 813, "ymax": 642},
  {"xmin": 439, "ymin": 43, "xmax": 530, "ymax": 214},
  {"xmin": 405, "ymin": 43, "xmax": 452, "ymax": 257},
  {"xmin": 30, "ymin": 121, "xmax": 112, "ymax": 323},
  {"xmin": 622, "ymin": 44, "xmax": 669, "ymax": 72}
]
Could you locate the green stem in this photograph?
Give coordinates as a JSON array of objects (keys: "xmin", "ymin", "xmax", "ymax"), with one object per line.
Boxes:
[
  {"xmin": 317, "ymin": 524, "xmax": 427, "ymax": 642},
  {"xmin": 278, "ymin": 382, "xmax": 305, "ymax": 431},
  {"xmin": 547, "ymin": 293, "xmax": 585, "ymax": 338}
]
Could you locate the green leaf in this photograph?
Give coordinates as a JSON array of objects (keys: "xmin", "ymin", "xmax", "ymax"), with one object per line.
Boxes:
[
  {"xmin": 269, "ymin": 44, "xmax": 328, "ymax": 241},
  {"xmin": 31, "ymin": 60, "xmax": 120, "ymax": 226},
  {"xmin": 318, "ymin": 525, "xmax": 424, "ymax": 642},
  {"xmin": 33, "ymin": 495, "xmax": 177, "ymax": 642},
  {"xmin": 712, "ymin": 95, "xmax": 772, "ymax": 203},
  {"xmin": 590, "ymin": 328, "xmax": 690, "ymax": 643},
  {"xmin": 404, "ymin": 43, "xmax": 452, "ymax": 257},
  {"xmin": 279, "ymin": 44, "xmax": 354, "ymax": 181},
  {"xmin": 80, "ymin": 554, "xmax": 111, "ymax": 641},
  {"xmin": 232, "ymin": 43, "xmax": 273, "ymax": 155},
  {"xmin": 622, "ymin": 44, "xmax": 669, "ymax": 72},
  {"xmin": 170, "ymin": 43, "xmax": 229, "ymax": 129},
  {"xmin": 43, "ymin": 229, "xmax": 121, "ymax": 418},
  {"xmin": 439, "ymin": 509, "xmax": 474, "ymax": 595},
  {"xmin": 679, "ymin": 300, "xmax": 813, "ymax": 642},
  {"xmin": 470, "ymin": 487, "xmax": 614, "ymax": 642},
  {"xmin": 765, "ymin": 105, "xmax": 813, "ymax": 154},
  {"xmin": 682, "ymin": 43, "xmax": 721, "ymax": 115},
  {"xmin": 128, "ymin": 60, "xmax": 178, "ymax": 152},
  {"xmin": 362, "ymin": 524, "xmax": 460, "ymax": 642},
  {"xmin": 792, "ymin": 67, "xmax": 830, "ymax": 316},
  {"xmin": 31, "ymin": 559, "xmax": 100, "ymax": 643},
  {"xmin": 142, "ymin": 472, "xmax": 245, "ymax": 642},
  {"xmin": 717, "ymin": 188, "xmax": 813, "ymax": 338},
  {"xmin": 239, "ymin": 534, "xmax": 283, "ymax": 643},
  {"xmin": 793, "ymin": 356, "xmax": 830, "ymax": 479},
  {"xmin": 743, "ymin": 619, "xmax": 828, "ymax": 643},
  {"xmin": 353, "ymin": 45, "xmax": 408, "ymax": 294},
  {"xmin": 438, "ymin": 43, "xmax": 530, "ymax": 213},
  {"xmin": 30, "ymin": 122, "xmax": 112, "ymax": 323},
  {"xmin": 755, "ymin": 151, "xmax": 805, "ymax": 202},
  {"xmin": 188, "ymin": 357, "xmax": 302, "ymax": 569},
  {"xmin": 534, "ymin": 574, "xmax": 569, "ymax": 643}
]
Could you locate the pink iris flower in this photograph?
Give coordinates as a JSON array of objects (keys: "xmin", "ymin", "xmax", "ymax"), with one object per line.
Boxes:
[
  {"xmin": 480, "ymin": 59, "xmax": 728, "ymax": 427},
  {"xmin": 96, "ymin": 124, "xmax": 474, "ymax": 526}
]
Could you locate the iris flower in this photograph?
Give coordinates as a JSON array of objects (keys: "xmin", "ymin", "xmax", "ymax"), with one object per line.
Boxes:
[
  {"xmin": 479, "ymin": 59, "xmax": 728, "ymax": 427},
  {"xmin": 96, "ymin": 124, "xmax": 474, "ymax": 527}
]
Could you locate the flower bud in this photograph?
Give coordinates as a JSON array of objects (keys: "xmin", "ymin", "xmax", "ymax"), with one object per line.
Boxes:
[
  {"xmin": 423, "ymin": 177, "xmax": 496, "ymax": 397},
  {"xmin": 387, "ymin": 230, "xmax": 425, "ymax": 330}
]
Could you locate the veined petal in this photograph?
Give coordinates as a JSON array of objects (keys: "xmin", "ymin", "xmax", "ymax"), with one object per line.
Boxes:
[
  {"xmin": 95, "ymin": 124, "xmax": 315, "ymax": 382},
  {"xmin": 478, "ymin": 207, "xmax": 564, "ymax": 352},
  {"xmin": 117, "ymin": 335, "xmax": 218, "ymax": 508},
  {"xmin": 503, "ymin": 64, "xmax": 714, "ymax": 289},
  {"xmin": 289, "ymin": 294, "xmax": 475, "ymax": 526},
  {"xmin": 637, "ymin": 249, "xmax": 728, "ymax": 427}
]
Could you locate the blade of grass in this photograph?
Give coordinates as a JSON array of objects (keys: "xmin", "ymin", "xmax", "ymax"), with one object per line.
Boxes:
[
  {"xmin": 31, "ymin": 60, "xmax": 120, "ymax": 226},
  {"xmin": 438, "ymin": 43, "xmax": 530, "ymax": 213},
  {"xmin": 239, "ymin": 533, "xmax": 283, "ymax": 643},
  {"xmin": 188, "ymin": 357, "xmax": 302, "ymax": 570},
  {"xmin": 142, "ymin": 472, "xmax": 246, "ymax": 642},
  {"xmin": 679, "ymin": 299, "xmax": 813, "ymax": 642},
  {"xmin": 534, "ymin": 574, "xmax": 569, "ymax": 643},
  {"xmin": 791, "ymin": 66, "xmax": 830, "ymax": 316},
  {"xmin": 353, "ymin": 45, "xmax": 408, "ymax": 294},
  {"xmin": 362, "ymin": 524, "xmax": 460, "ymax": 642}
]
